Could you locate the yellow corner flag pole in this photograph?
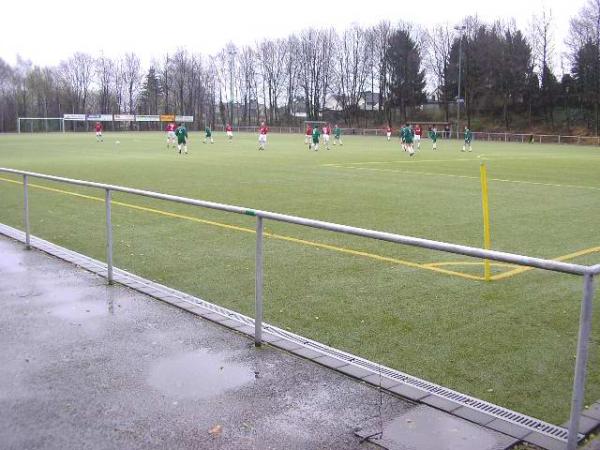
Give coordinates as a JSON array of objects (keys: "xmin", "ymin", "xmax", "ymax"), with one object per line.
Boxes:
[{"xmin": 480, "ymin": 162, "xmax": 492, "ymax": 281}]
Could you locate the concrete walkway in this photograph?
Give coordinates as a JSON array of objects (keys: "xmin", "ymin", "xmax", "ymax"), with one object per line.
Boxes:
[{"xmin": 0, "ymin": 236, "xmax": 518, "ymax": 449}]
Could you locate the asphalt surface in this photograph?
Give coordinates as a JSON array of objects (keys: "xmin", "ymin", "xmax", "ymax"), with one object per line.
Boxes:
[
  {"xmin": 0, "ymin": 236, "xmax": 519, "ymax": 450},
  {"xmin": 0, "ymin": 237, "xmax": 409, "ymax": 449}
]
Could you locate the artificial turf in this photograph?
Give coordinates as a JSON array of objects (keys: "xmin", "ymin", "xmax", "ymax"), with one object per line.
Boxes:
[{"xmin": 0, "ymin": 130, "xmax": 599, "ymax": 424}]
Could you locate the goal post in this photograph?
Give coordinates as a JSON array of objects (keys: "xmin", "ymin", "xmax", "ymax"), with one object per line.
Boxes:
[{"xmin": 17, "ymin": 117, "xmax": 65, "ymax": 133}]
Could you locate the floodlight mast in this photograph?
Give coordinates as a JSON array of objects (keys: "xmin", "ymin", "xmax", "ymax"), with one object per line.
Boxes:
[{"xmin": 455, "ymin": 25, "xmax": 466, "ymax": 139}]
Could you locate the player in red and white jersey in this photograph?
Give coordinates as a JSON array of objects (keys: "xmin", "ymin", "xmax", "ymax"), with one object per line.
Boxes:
[
  {"xmin": 322, "ymin": 124, "xmax": 331, "ymax": 150},
  {"xmin": 386, "ymin": 125, "xmax": 392, "ymax": 141},
  {"xmin": 166, "ymin": 122, "xmax": 176, "ymax": 148},
  {"xmin": 305, "ymin": 124, "xmax": 313, "ymax": 146},
  {"xmin": 414, "ymin": 124, "xmax": 422, "ymax": 150},
  {"xmin": 258, "ymin": 122, "xmax": 268, "ymax": 150},
  {"xmin": 225, "ymin": 123, "xmax": 233, "ymax": 140},
  {"xmin": 95, "ymin": 122, "xmax": 103, "ymax": 143}
]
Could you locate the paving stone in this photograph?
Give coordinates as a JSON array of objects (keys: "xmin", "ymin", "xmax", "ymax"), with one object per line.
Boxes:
[
  {"xmin": 219, "ymin": 319, "xmax": 246, "ymax": 329},
  {"xmin": 356, "ymin": 404, "xmax": 517, "ymax": 450},
  {"xmin": 452, "ymin": 406, "xmax": 496, "ymax": 426},
  {"xmin": 270, "ymin": 339, "xmax": 304, "ymax": 351},
  {"xmin": 200, "ymin": 312, "xmax": 228, "ymax": 322},
  {"xmin": 291, "ymin": 347, "xmax": 324, "ymax": 360},
  {"xmin": 583, "ymin": 403, "xmax": 600, "ymax": 421},
  {"xmin": 258, "ymin": 333, "xmax": 283, "ymax": 344},
  {"xmin": 561, "ymin": 414, "xmax": 600, "ymax": 435},
  {"xmin": 486, "ymin": 418, "xmax": 531, "ymax": 439},
  {"xmin": 337, "ymin": 364, "xmax": 372, "ymax": 379},
  {"xmin": 234, "ymin": 325, "xmax": 256, "ymax": 336},
  {"xmin": 421, "ymin": 395, "xmax": 462, "ymax": 412},
  {"xmin": 312, "ymin": 355, "xmax": 347, "ymax": 369},
  {"xmin": 523, "ymin": 431, "xmax": 569, "ymax": 450},
  {"xmin": 388, "ymin": 383, "xmax": 429, "ymax": 401},
  {"xmin": 362, "ymin": 374, "xmax": 401, "ymax": 390}
]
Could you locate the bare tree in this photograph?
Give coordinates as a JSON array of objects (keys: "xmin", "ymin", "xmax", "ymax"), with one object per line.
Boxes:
[
  {"xmin": 426, "ymin": 25, "xmax": 452, "ymax": 121},
  {"xmin": 123, "ymin": 53, "xmax": 142, "ymax": 115},
  {"xmin": 96, "ymin": 53, "xmax": 114, "ymax": 113},
  {"xmin": 335, "ymin": 25, "xmax": 372, "ymax": 125}
]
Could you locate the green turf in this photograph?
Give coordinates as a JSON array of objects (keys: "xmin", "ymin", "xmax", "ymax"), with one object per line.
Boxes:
[{"xmin": 0, "ymin": 131, "xmax": 599, "ymax": 424}]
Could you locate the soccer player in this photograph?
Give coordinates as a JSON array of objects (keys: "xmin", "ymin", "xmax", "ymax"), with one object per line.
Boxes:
[
  {"xmin": 225, "ymin": 123, "xmax": 233, "ymax": 140},
  {"xmin": 414, "ymin": 124, "xmax": 422, "ymax": 150},
  {"xmin": 204, "ymin": 125, "xmax": 214, "ymax": 144},
  {"xmin": 333, "ymin": 124, "xmax": 343, "ymax": 146},
  {"xmin": 175, "ymin": 123, "xmax": 188, "ymax": 154},
  {"xmin": 462, "ymin": 126, "xmax": 473, "ymax": 152},
  {"xmin": 305, "ymin": 124, "xmax": 313, "ymax": 146},
  {"xmin": 399, "ymin": 125, "xmax": 407, "ymax": 151},
  {"xmin": 429, "ymin": 126, "xmax": 439, "ymax": 150},
  {"xmin": 386, "ymin": 125, "xmax": 392, "ymax": 141},
  {"xmin": 311, "ymin": 125, "xmax": 321, "ymax": 151},
  {"xmin": 404, "ymin": 123, "xmax": 415, "ymax": 156},
  {"xmin": 258, "ymin": 122, "xmax": 268, "ymax": 150},
  {"xmin": 166, "ymin": 122, "xmax": 176, "ymax": 148},
  {"xmin": 95, "ymin": 122, "xmax": 103, "ymax": 143},
  {"xmin": 322, "ymin": 124, "xmax": 331, "ymax": 150}
]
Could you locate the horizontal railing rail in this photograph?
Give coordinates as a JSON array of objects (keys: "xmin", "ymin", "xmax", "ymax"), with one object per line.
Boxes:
[
  {"xmin": 0, "ymin": 166, "xmax": 596, "ymax": 450},
  {"xmin": 0, "ymin": 167, "xmax": 594, "ymax": 277}
]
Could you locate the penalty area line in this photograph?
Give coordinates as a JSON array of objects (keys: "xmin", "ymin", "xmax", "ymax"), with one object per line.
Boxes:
[{"xmin": 0, "ymin": 175, "xmax": 483, "ymax": 282}]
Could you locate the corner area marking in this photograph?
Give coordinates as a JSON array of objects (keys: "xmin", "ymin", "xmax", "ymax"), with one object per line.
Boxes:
[
  {"xmin": 0, "ymin": 175, "xmax": 479, "ymax": 281},
  {"xmin": 1, "ymin": 175, "xmax": 596, "ymax": 282}
]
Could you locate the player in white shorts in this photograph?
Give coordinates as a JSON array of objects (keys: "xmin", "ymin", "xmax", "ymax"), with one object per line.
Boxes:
[
  {"xmin": 414, "ymin": 124, "xmax": 422, "ymax": 150},
  {"xmin": 322, "ymin": 124, "xmax": 331, "ymax": 150},
  {"xmin": 258, "ymin": 122, "xmax": 268, "ymax": 150},
  {"xmin": 166, "ymin": 122, "xmax": 176, "ymax": 148}
]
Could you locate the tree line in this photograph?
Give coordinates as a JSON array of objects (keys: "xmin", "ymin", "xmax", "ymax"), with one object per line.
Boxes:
[{"xmin": 2, "ymin": 1, "xmax": 600, "ymax": 134}]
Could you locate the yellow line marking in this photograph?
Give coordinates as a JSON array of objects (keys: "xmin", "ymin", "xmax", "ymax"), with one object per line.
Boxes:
[
  {"xmin": 2, "ymin": 175, "xmax": 596, "ymax": 283},
  {"xmin": 0, "ymin": 175, "xmax": 482, "ymax": 281},
  {"xmin": 491, "ymin": 246, "xmax": 600, "ymax": 281},
  {"xmin": 326, "ymin": 164, "xmax": 600, "ymax": 191},
  {"xmin": 423, "ymin": 261, "xmax": 517, "ymax": 268}
]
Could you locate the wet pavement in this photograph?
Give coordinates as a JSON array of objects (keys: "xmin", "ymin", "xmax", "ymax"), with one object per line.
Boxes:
[{"xmin": 0, "ymin": 236, "xmax": 517, "ymax": 449}]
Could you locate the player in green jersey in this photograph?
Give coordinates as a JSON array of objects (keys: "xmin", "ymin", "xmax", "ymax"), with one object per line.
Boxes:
[
  {"xmin": 399, "ymin": 126, "xmax": 406, "ymax": 151},
  {"xmin": 311, "ymin": 126, "xmax": 321, "ymax": 151},
  {"xmin": 333, "ymin": 124, "xmax": 342, "ymax": 146},
  {"xmin": 404, "ymin": 123, "xmax": 415, "ymax": 156},
  {"xmin": 429, "ymin": 126, "xmax": 439, "ymax": 150},
  {"xmin": 204, "ymin": 125, "xmax": 214, "ymax": 144},
  {"xmin": 462, "ymin": 126, "xmax": 473, "ymax": 152},
  {"xmin": 175, "ymin": 123, "xmax": 188, "ymax": 154}
]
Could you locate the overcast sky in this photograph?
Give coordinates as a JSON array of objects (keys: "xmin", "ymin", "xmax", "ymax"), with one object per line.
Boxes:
[{"xmin": 0, "ymin": 0, "xmax": 586, "ymax": 72}]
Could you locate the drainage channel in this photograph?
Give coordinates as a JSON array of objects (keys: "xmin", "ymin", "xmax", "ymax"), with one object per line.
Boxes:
[{"xmin": 0, "ymin": 223, "xmax": 583, "ymax": 447}]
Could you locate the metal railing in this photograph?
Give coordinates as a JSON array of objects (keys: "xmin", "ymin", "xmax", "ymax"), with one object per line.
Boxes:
[{"xmin": 0, "ymin": 166, "xmax": 597, "ymax": 449}]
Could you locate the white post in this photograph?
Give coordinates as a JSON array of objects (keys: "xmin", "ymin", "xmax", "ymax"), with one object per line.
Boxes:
[
  {"xmin": 105, "ymin": 189, "xmax": 113, "ymax": 284},
  {"xmin": 255, "ymin": 216, "xmax": 264, "ymax": 346},
  {"xmin": 23, "ymin": 174, "xmax": 30, "ymax": 249},
  {"xmin": 566, "ymin": 274, "xmax": 595, "ymax": 450}
]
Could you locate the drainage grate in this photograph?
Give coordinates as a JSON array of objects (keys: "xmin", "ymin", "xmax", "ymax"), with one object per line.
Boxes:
[{"xmin": 0, "ymin": 224, "xmax": 581, "ymax": 443}]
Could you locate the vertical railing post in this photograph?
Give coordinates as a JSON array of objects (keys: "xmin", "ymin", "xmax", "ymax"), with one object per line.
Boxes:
[
  {"xmin": 566, "ymin": 273, "xmax": 595, "ymax": 450},
  {"xmin": 255, "ymin": 215, "xmax": 264, "ymax": 346},
  {"xmin": 105, "ymin": 189, "xmax": 113, "ymax": 285},
  {"xmin": 23, "ymin": 174, "xmax": 30, "ymax": 249}
]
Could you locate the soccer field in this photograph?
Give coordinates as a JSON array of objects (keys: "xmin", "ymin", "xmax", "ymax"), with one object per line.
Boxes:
[{"xmin": 0, "ymin": 131, "xmax": 599, "ymax": 424}]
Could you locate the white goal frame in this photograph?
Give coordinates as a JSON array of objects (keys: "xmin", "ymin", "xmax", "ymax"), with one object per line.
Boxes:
[{"xmin": 17, "ymin": 117, "xmax": 65, "ymax": 133}]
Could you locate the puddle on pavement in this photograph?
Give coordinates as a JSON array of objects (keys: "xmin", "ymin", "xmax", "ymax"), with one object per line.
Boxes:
[{"xmin": 147, "ymin": 349, "xmax": 255, "ymax": 399}]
